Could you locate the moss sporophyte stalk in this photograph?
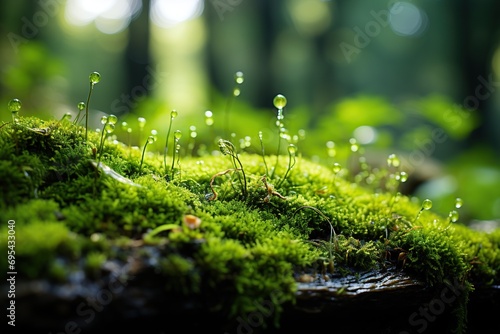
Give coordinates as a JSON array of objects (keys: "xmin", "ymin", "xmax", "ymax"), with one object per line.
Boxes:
[{"xmin": 1, "ymin": 72, "xmax": 499, "ymax": 333}]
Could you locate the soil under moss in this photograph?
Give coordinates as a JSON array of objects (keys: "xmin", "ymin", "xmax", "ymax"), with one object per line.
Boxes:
[{"xmin": 1, "ymin": 116, "xmax": 499, "ymax": 333}]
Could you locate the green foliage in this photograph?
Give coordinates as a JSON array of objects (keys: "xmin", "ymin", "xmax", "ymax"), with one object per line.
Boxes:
[{"xmin": 0, "ymin": 101, "xmax": 498, "ymax": 333}]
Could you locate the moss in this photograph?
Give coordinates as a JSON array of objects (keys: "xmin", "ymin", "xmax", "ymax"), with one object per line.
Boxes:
[{"xmin": 0, "ymin": 115, "xmax": 499, "ymax": 332}]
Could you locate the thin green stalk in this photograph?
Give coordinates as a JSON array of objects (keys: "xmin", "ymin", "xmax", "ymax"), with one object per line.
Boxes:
[
  {"xmin": 259, "ymin": 131, "xmax": 269, "ymax": 177},
  {"xmin": 85, "ymin": 82, "xmax": 93, "ymax": 142}
]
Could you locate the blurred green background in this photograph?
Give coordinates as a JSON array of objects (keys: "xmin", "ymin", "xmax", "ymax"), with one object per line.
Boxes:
[{"xmin": 1, "ymin": 0, "xmax": 500, "ymax": 223}]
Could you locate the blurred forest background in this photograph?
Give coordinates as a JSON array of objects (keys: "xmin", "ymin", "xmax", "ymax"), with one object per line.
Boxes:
[{"xmin": 1, "ymin": 0, "xmax": 500, "ymax": 223}]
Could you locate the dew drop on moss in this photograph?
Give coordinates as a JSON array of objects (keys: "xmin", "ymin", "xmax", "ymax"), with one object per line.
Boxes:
[
  {"xmin": 455, "ymin": 197, "xmax": 463, "ymax": 209},
  {"xmin": 174, "ymin": 130, "xmax": 182, "ymax": 140},
  {"xmin": 77, "ymin": 102, "xmax": 85, "ymax": 111},
  {"xmin": 171, "ymin": 109, "xmax": 178, "ymax": 118},
  {"xmin": 121, "ymin": 121, "xmax": 128, "ymax": 131},
  {"xmin": 89, "ymin": 72, "xmax": 101, "ymax": 84},
  {"xmin": 288, "ymin": 144, "xmax": 297, "ymax": 155},
  {"xmin": 100, "ymin": 116, "xmax": 108, "ymax": 125},
  {"xmin": 147, "ymin": 135, "xmax": 155, "ymax": 144}
]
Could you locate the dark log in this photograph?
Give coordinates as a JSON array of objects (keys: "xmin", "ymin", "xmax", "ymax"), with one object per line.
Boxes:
[{"xmin": 7, "ymin": 253, "xmax": 499, "ymax": 334}]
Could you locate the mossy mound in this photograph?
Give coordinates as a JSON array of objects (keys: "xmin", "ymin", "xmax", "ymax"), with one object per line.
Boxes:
[{"xmin": 1, "ymin": 116, "xmax": 499, "ymax": 332}]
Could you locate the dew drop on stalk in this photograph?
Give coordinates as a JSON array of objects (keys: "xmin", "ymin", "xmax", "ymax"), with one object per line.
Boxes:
[
  {"xmin": 422, "ymin": 199, "xmax": 433, "ymax": 210},
  {"xmin": 104, "ymin": 123, "xmax": 115, "ymax": 134},
  {"xmin": 100, "ymin": 116, "xmax": 108, "ymax": 125},
  {"xmin": 8, "ymin": 98, "xmax": 22, "ymax": 121},
  {"xmin": 108, "ymin": 114, "xmax": 118, "ymax": 125},
  {"xmin": 349, "ymin": 138, "xmax": 359, "ymax": 153},
  {"xmin": 89, "ymin": 71, "xmax": 101, "ymax": 84},
  {"xmin": 273, "ymin": 94, "xmax": 287, "ymax": 109},
  {"xmin": 455, "ymin": 197, "xmax": 463, "ymax": 209},
  {"xmin": 151, "ymin": 129, "xmax": 158, "ymax": 140},
  {"xmin": 121, "ymin": 121, "xmax": 128, "ymax": 131},
  {"xmin": 448, "ymin": 210, "xmax": 459, "ymax": 223},
  {"xmin": 326, "ymin": 141, "xmax": 336, "ymax": 158},
  {"xmin": 189, "ymin": 125, "xmax": 197, "ymax": 138},
  {"xmin": 398, "ymin": 171, "xmax": 408, "ymax": 183},
  {"xmin": 147, "ymin": 135, "xmax": 155, "ymax": 144},
  {"xmin": 288, "ymin": 144, "xmax": 297, "ymax": 155},
  {"xmin": 333, "ymin": 163, "xmax": 342, "ymax": 174},
  {"xmin": 235, "ymin": 71, "xmax": 244, "ymax": 85},
  {"xmin": 387, "ymin": 153, "xmax": 400, "ymax": 168},
  {"xmin": 174, "ymin": 130, "xmax": 182, "ymax": 140},
  {"xmin": 171, "ymin": 109, "xmax": 178, "ymax": 119},
  {"xmin": 77, "ymin": 102, "xmax": 85, "ymax": 111},
  {"xmin": 138, "ymin": 117, "xmax": 146, "ymax": 129},
  {"xmin": 204, "ymin": 110, "xmax": 214, "ymax": 126}
]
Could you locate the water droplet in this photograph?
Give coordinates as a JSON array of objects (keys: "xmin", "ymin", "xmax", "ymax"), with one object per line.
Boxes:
[
  {"xmin": 333, "ymin": 163, "xmax": 342, "ymax": 174},
  {"xmin": 121, "ymin": 121, "xmax": 128, "ymax": 131},
  {"xmin": 387, "ymin": 153, "xmax": 400, "ymax": 168},
  {"xmin": 108, "ymin": 114, "xmax": 118, "ymax": 125},
  {"xmin": 349, "ymin": 138, "xmax": 359, "ymax": 152},
  {"xmin": 235, "ymin": 71, "xmax": 244, "ymax": 84},
  {"xmin": 100, "ymin": 116, "xmax": 108, "ymax": 125},
  {"xmin": 273, "ymin": 94, "xmax": 287, "ymax": 109},
  {"xmin": 171, "ymin": 109, "xmax": 178, "ymax": 118},
  {"xmin": 394, "ymin": 192, "xmax": 401, "ymax": 203},
  {"xmin": 288, "ymin": 144, "xmax": 297, "ymax": 155},
  {"xmin": 258, "ymin": 131, "xmax": 263, "ymax": 140},
  {"xmin": 77, "ymin": 102, "xmax": 85, "ymax": 111},
  {"xmin": 127, "ymin": 128, "xmax": 132, "ymax": 133},
  {"xmin": 174, "ymin": 130, "xmax": 182, "ymax": 140},
  {"xmin": 89, "ymin": 72, "xmax": 101, "ymax": 84},
  {"xmin": 204, "ymin": 110, "xmax": 214, "ymax": 126},
  {"xmin": 326, "ymin": 141, "xmax": 336, "ymax": 158},
  {"xmin": 422, "ymin": 199, "xmax": 433, "ymax": 210},
  {"xmin": 448, "ymin": 210, "xmax": 459, "ymax": 223},
  {"xmin": 147, "ymin": 135, "xmax": 155, "ymax": 144},
  {"xmin": 138, "ymin": 117, "xmax": 146, "ymax": 129},
  {"xmin": 399, "ymin": 171, "xmax": 408, "ymax": 183},
  {"xmin": 298, "ymin": 129, "xmax": 306, "ymax": 140},
  {"xmin": 233, "ymin": 87, "xmax": 241, "ymax": 97},
  {"xmin": 104, "ymin": 123, "xmax": 115, "ymax": 134},
  {"xmin": 455, "ymin": 197, "xmax": 463, "ymax": 209},
  {"xmin": 8, "ymin": 98, "xmax": 22, "ymax": 112}
]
